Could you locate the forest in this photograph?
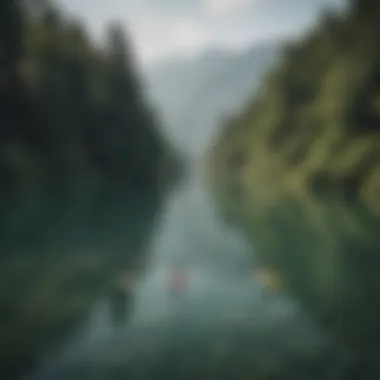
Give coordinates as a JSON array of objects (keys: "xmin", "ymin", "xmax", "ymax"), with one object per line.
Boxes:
[
  {"xmin": 4, "ymin": 0, "xmax": 380, "ymax": 378},
  {"xmin": 0, "ymin": 1, "xmax": 179, "ymax": 378},
  {"xmin": 207, "ymin": 0, "xmax": 380, "ymax": 373},
  {"xmin": 0, "ymin": 0, "xmax": 179, "ymax": 244}
]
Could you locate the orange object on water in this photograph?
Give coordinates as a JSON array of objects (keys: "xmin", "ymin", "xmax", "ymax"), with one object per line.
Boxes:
[
  {"xmin": 168, "ymin": 270, "xmax": 188, "ymax": 293},
  {"xmin": 253, "ymin": 267, "xmax": 283, "ymax": 293}
]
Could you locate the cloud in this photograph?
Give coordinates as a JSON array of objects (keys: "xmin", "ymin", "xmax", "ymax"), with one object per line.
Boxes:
[
  {"xmin": 55, "ymin": 0, "xmax": 346, "ymax": 64},
  {"xmin": 204, "ymin": 0, "xmax": 253, "ymax": 15},
  {"xmin": 172, "ymin": 19, "xmax": 207, "ymax": 49},
  {"xmin": 136, "ymin": 18, "xmax": 208, "ymax": 63},
  {"xmin": 143, "ymin": 0, "xmax": 203, "ymax": 14}
]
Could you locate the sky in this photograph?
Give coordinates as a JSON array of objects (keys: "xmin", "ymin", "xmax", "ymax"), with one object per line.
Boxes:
[{"xmin": 54, "ymin": 0, "xmax": 346, "ymax": 66}]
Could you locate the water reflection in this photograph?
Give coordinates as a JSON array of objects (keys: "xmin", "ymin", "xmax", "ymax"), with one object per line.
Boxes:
[
  {"xmin": 0, "ymin": 188, "xmax": 163, "ymax": 380},
  {"xmin": 108, "ymin": 270, "xmax": 135, "ymax": 327},
  {"xmin": 24, "ymin": 167, "xmax": 336, "ymax": 380}
]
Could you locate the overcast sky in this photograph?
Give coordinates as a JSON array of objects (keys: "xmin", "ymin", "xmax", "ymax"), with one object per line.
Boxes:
[{"xmin": 54, "ymin": 0, "xmax": 346, "ymax": 66}]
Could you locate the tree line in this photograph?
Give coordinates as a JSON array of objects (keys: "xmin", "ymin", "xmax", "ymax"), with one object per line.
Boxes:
[{"xmin": 0, "ymin": 0, "xmax": 177, "ymax": 244}]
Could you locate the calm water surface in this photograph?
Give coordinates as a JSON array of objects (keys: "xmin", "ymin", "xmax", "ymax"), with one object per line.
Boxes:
[{"xmin": 25, "ymin": 163, "xmax": 333, "ymax": 380}]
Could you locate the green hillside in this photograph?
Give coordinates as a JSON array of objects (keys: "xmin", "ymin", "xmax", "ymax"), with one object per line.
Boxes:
[
  {"xmin": 207, "ymin": 0, "xmax": 380, "ymax": 358},
  {"xmin": 0, "ymin": 1, "xmax": 180, "ymax": 377}
]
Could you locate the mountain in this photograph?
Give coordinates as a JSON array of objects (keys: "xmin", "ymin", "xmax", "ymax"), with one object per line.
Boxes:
[
  {"xmin": 0, "ymin": 1, "xmax": 180, "ymax": 378},
  {"xmin": 206, "ymin": 0, "xmax": 380, "ymax": 365},
  {"xmin": 143, "ymin": 43, "xmax": 280, "ymax": 156}
]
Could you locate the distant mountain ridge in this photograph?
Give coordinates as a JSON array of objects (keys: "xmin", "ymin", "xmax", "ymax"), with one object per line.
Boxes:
[{"xmin": 143, "ymin": 43, "xmax": 281, "ymax": 156}]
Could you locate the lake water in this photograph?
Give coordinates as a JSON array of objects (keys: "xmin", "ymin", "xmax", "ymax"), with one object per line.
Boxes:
[{"xmin": 25, "ymin": 162, "xmax": 335, "ymax": 380}]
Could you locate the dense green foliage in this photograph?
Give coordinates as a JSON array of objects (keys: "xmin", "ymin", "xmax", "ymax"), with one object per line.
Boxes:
[
  {"xmin": 207, "ymin": 0, "xmax": 380, "ymax": 360},
  {"xmin": 0, "ymin": 0, "xmax": 176, "ymax": 241},
  {"xmin": 0, "ymin": 1, "xmax": 179, "ymax": 378}
]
